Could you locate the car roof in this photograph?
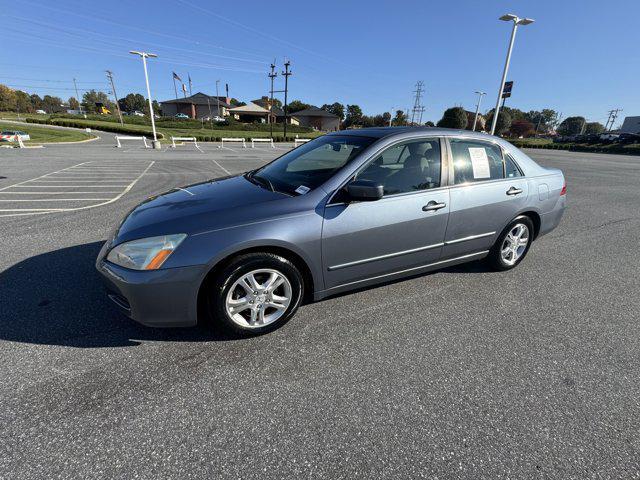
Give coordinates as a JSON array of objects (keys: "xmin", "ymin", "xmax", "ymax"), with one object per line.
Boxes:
[{"xmin": 326, "ymin": 126, "xmax": 501, "ymax": 142}]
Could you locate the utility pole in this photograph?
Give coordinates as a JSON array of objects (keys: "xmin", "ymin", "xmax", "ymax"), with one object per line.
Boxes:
[
  {"xmin": 73, "ymin": 77, "xmax": 84, "ymax": 116},
  {"xmin": 410, "ymin": 81, "xmax": 425, "ymax": 125},
  {"xmin": 472, "ymin": 91, "xmax": 486, "ymax": 131},
  {"xmin": 606, "ymin": 108, "xmax": 623, "ymax": 131},
  {"xmin": 268, "ymin": 62, "xmax": 278, "ymax": 139},
  {"xmin": 282, "ymin": 60, "xmax": 292, "ymax": 140},
  {"xmin": 106, "ymin": 70, "xmax": 124, "ymax": 125}
]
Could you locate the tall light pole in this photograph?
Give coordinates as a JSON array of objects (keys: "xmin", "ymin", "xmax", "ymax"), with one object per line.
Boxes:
[
  {"xmin": 472, "ymin": 91, "xmax": 486, "ymax": 131},
  {"xmin": 129, "ymin": 50, "xmax": 160, "ymax": 148},
  {"xmin": 490, "ymin": 14, "xmax": 534, "ymax": 136}
]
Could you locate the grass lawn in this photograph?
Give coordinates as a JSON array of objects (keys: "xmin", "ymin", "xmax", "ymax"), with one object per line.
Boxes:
[{"xmin": 0, "ymin": 121, "xmax": 93, "ymax": 144}]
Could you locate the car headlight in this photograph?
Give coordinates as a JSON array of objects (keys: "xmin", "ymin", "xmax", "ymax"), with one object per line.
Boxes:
[{"xmin": 106, "ymin": 234, "xmax": 187, "ymax": 270}]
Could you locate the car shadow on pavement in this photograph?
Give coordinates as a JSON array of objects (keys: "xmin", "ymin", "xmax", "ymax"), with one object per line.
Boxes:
[{"xmin": 0, "ymin": 241, "xmax": 237, "ymax": 348}]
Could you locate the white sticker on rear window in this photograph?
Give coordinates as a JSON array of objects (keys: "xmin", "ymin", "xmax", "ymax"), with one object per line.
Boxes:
[
  {"xmin": 468, "ymin": 147, "xmax": 491, "ymax": 179},
  {"xmin": 295, "ymin": 185, "xmax": 310, "ymax": 195}
]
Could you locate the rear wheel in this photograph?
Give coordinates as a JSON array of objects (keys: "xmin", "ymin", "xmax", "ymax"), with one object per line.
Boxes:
[
  {"xmin": 210, "ymin": 253, "xmax": 304, "ymax": 335},
  {"xmin": 488, "ymin": 216, "xmax": 534, "ymax": 271}
]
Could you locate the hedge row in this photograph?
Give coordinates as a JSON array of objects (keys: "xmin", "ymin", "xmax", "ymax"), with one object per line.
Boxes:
[
  {"xmin": 179, "ymin": 135, "xmax": 308, "ymax": 142},
  {"xmin": 511, "ymin": 139, "xmax": 640, "ymax": 156},
  {"xmin": 26, "ymin": 117, "xmax": 164, "ymax": 139}
]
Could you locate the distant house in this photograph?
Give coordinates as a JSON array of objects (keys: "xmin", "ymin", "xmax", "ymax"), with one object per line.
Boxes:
[
  {"xmin": 228, "ymin": 102, "xmax": 276, "ymax": 123},
  {"xmin": 253, "ymin": 98, "xmax": 299, "ymax": 125},
  {"xmin": 290, "ymin": 106, "xmax": 340, "ymax": 131},
  {"xmin": 160, "ymin": 92, "xmax": 231, "ymax": 119},
  {"xmin": 620, "ymin": 116, "xmax": 640, "ymax": 134}
]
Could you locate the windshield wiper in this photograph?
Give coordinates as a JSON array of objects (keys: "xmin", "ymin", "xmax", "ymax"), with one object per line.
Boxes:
[{"xmin": 245, "ymin": 171, "xmax": 274, "ymax": 192}]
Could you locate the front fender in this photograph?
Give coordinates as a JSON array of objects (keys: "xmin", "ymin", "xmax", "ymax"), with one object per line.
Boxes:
[{"xmin": 163, "ymin": 211, "xmax": 325, "ymax": 292}]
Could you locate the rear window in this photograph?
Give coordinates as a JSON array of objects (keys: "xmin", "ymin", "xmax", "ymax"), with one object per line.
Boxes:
[{"xmin": 450, "ymin": 139, "xmax": 505, "ymax": 184}]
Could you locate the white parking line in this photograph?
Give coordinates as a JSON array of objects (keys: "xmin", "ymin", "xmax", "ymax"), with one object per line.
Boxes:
[
  {"xmin": 0, "ymin": 198, "xmax": 112, "ymax": 202},
  {"xmin": 0, "ymin": 191, "xmax": 121, "ymax": 194},
  {"xmin": 0, "ymin": 161, "xmax": 154, "ymax": 217},
  {"xmin": 0, "ymin": 161, "xmax": 88, "ymax": 192},
  {"xmin": 210, "ymin": 158, "xmax": 231, "ymax": 175}
]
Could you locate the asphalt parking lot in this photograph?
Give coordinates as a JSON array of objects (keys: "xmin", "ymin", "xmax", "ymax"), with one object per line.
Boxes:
[{"xmin": 1, "ymin": 132, "xmax": 639, "ymax": 478}]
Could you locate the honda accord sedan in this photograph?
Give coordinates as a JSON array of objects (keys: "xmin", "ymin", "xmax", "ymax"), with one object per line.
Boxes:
[{"xmin": 96, "ymin": 127, "xmax": 566, "ymax": 335}]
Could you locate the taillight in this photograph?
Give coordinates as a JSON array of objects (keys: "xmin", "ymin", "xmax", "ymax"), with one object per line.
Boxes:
[{"xmin": 560, "ymin": 181, "xmax": 567, "ymax": 196}]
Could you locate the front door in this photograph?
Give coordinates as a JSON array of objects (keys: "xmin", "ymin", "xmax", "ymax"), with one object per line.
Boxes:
[{"xmin": 322, "ymin": 137, "xmax": 450, "ymax": 290}]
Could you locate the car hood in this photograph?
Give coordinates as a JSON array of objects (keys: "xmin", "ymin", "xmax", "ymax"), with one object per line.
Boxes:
[{"xmin": 113, "ymin": 174, "xmax": 290, "ymax": 244}]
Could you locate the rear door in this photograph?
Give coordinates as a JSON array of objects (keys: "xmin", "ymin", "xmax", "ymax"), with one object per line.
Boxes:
[
  {"xmin": 442, "ymin": 137, "xmax": 529, "ymax": 259},
  {"xmin": 321, "ymin": 137, "xmax": 450, "ymax": 290}
]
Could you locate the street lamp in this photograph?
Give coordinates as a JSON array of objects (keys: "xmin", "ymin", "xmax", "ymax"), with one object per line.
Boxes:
[
  {"xmin": 472, "ymin": 91, "xmax": 486, "ymax": 131},
  {"xmin": 490, "ymin": 14, "xmax": 534, "ymax": 136},
  {"xmin": 129, "ymin": 50, "xmax": 160, "ymax": 148}
]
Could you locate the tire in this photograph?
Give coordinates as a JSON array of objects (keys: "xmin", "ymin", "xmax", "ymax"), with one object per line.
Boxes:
[
  {"xmin": 487, "ymin": 216, "xmax": 534, "ymax": 271},
  {"xmin": 209, "ymin": 253, "xmax": 304, "ymax": 335}
]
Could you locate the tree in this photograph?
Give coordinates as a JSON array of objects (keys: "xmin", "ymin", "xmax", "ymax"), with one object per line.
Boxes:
[
  {"xmin": 437, "ymin": 107, "xmax": 468, "ymax": 129},
  {"xmin": 15, "ymin": 90, "xmax": 33, "ymax": 113},
  {"xmin": 424, "ymin": 121, "xmax": 435, "ymax": 127},
  {"xmin": 68, "ymin": 97, "xmax": 80, "ymax": 110},
  {"xmin": 82, "ymin": 89, "xmax": 113, "ymax": 113},
  {"xmin": 30, "ymin": 94, "xmax": 43, "ymax": 110},
  {"xmin": 0, "ymin": 84, "xmax": 17, "ymax": 111},
  {"xmin": 392, "ymin": 110, "xmax": 408, "ymax": 126},
  {"xmin": 252, "ymin": 96, "xmax": 282, "ymax": 109},
  {"xmin": 344, "ymin": 104, "xmax": 363, "ymax": 128},
  {"xmin": 485, "ymin": 110, "xmax": 512, "ymax": 135},
  {"xmin": 41, "ymin": 95, "xmax": 64, "ymax": 113},
  {"xmin": 321, "ymin": 102, "xmax": 345, "ymax": 120},
  {"xmin": 118, "ymin": 93, "xmax": 146, "ymax": 113},
  {"xmin": 557, "ymin": 116, "xmax": 586, "ymax": 136},
  {"xmin": 287, "ymin": 100, "xmax": 311, "ymax": 113},
  {"xmin": 509, "ymin": 119, "xmax": 535, "ymax": 137},
  {"xmin": 584, "ymin": 122, "xmax": 605, "ymax": 135},
  {"xmin": 229, "ymin": 98, "xmax": 245, "ymax": 107}
]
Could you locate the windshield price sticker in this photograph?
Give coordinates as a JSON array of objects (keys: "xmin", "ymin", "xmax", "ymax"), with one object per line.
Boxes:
[
  {"xmin": 295, "ymin": 185, "xmax": 311, "ymax": 195},
  {"xmin": 468, "ymin": 147, "xmax": 491, "ymax": 179}
]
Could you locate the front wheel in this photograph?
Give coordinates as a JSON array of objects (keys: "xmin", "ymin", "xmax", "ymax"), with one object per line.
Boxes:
[
  {"xmin": 487, "ymin": 216, "xmax": 534, "ymax": 271},
  {"xmin": 210, "ymin": 253, "xmax": 304, "ymax": 335}
]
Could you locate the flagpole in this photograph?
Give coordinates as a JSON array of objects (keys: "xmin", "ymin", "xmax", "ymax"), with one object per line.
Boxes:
[{"xmin": 173, "ymin": 76, "xmax": 178, "ymax": 100}]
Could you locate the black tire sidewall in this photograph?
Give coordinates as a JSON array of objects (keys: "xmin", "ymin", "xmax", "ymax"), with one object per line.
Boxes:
[
  {"xmin": 489, "ymin": 216, "xmax": 534, "ymax": 271},
  {"xmin": 211, "ymin": 253, "xmax": 304, "ymax": 335}
]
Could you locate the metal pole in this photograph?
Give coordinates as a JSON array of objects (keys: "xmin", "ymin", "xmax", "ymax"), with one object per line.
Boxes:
[
  {"xmin": 490, "ymin": 21, "xmax": 518, "ymax": 135},
  {"xmin": 389, "ymin": 108, "xmax": 394, "ymax": 127},
  {"xmin": 173, "ymin": 76, "xmax": 178, "ymax": 100},
  {"xmin": 282, "ymin": 61, "xmax": 291, "ymax": 140},
  {"xmin": 215, "ymin": 80, "xmax": 220, "ymax": 118},
  {"xmin": 140, "ymin": 55, "xmax": 157, "ymax": 142},
  {"xmin": 106, "ymin": 70, "xmax": 124, "ymax": 125},
  {"xmin": 472, "ymin": 91, "xmax": 485, "ymax": 131},
  {"xmin": 73, "ymin": 77, "xmax": 83, "ymax": 116},
  {"xmin": 268, "ymin": 63, "xmax": 277, "ymax": 139},
  {"xmin": 207, "ymin": 98, "xmax": 212, "ymax": 130}
]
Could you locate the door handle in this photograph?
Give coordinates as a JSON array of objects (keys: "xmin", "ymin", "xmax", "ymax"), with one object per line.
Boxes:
[
  {"xmin": 422, "ymin": 201, "xmax": 446, "ymax": 212},
  {"xmin": 506, "ymin": 187, "xmax": 523, "ymax": 196}
]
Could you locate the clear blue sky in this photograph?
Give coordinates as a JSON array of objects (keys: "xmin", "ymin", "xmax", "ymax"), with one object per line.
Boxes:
[{"xmin": 1, "ymin": 0, "xmax": 638, "ymax": 126}]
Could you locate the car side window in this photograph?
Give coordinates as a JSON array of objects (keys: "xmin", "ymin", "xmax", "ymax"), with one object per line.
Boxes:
[
  {"xmin": 357, "ymin": 139, "xmax": 441, "ymax": 195},
  {"xmin": 450, "ymin": 139, "xmax": 504, "ymax": 184},
  {"xmin": 505, "ymin": 154, "xmax": 523, "ymax": 178}
]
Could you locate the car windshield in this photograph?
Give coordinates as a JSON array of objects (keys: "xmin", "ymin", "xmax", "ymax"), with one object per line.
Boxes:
[{"xmin": 249, "ymin": 135, "xmax": 376, "ymax": 195}]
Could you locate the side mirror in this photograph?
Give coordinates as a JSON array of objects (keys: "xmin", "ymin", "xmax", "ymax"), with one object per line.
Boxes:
[{"xmin": 345, "ymin": 179, "xmax": 384, "ymax": 202}]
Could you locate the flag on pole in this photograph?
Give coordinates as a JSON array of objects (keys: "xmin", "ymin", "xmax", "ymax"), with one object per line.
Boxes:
[
  {"xmin": 173, "ymin": 72, "xmax": 182, "ymax": 82},
  {"xmin": 188, "ymin": 73, "xmax": 192, "ymax": 95},
  {"xmin": 181, "ymin": 83, "xmax": 187, "ymax": 94}
]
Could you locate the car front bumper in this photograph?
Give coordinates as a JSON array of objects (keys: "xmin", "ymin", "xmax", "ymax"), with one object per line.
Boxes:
[{"xmin": 96, "ymin": 250, "xmax": 207, "ymax": 327}]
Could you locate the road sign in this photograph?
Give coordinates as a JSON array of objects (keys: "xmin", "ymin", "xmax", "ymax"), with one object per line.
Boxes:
[{"xmin": 502, "ymin": 81, "xmax": 514, "ymax": 98}]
